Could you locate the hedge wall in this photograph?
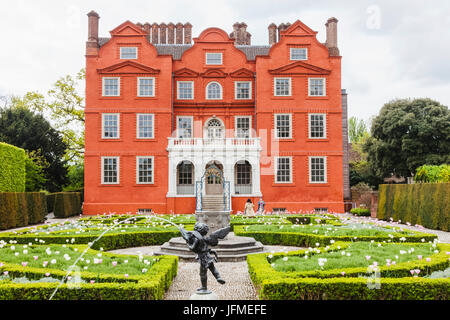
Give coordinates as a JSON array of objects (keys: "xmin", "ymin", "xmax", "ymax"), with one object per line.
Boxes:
[
  {"xmin": 53, "ymin": 192, "xmax": 82, "ymax": 218},
  {"xmin": 377, "ymin": 183, "xmax": 450, "ymax": 231},
  {"xmin": 0, "ymin": 142, "xmax": 26, "ymax": 192},
  {"xmin": 0, "ymin": 192, "xmax": 47, "ymax": 230}
]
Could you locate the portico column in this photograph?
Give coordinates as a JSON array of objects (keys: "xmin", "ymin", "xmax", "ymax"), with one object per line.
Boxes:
[{"xmin": 167, "ymin": 155, "xmax": 177, "ymax": 196}]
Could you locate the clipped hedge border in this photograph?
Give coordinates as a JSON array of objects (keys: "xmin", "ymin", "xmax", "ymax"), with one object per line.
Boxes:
[
  {"xmin": 0, "ymin": 245, "xmax": 178, "ymax": 300},
  {"xmin": 0, "ymin": 192, "xmax": 47, "ymax": 230},
  {"xmin": 259, "ymin": 277, "xmax": 450, "ymax": 300},
  {"xmin": 350, "ymin": 208, "xmax": 371, "ymax": 217},
  {"xmin": 247, "ymin": 242, "xmax": 450, "ymax": 300},
  {"xmin": 0, "ymin": 230, "xmax": 181, "ymax": 251},
  {"xmin": 53, "ymin": 192, "xmax": 82, "ymax": 218},
  {"xmin": 234, "ymin": 225, "xmax": 437, "ymax": 247},
  {"xmin": 0, "ymin": 142, "xmax": 26, "ymax": 192}
]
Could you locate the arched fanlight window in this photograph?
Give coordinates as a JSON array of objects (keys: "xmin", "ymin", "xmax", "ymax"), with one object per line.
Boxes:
[
  {"xmin": 206, "ymin": 82, "xmax": 222, "ymax": 100},
  {"xmin": 206, "ymin": 118, "xmax": 224, "ymax": 139}
]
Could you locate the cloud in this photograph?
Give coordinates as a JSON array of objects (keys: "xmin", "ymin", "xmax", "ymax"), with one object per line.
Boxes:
[{"xmin": 0, "ymin": 0, "xmax": 448, "ymax": 122}]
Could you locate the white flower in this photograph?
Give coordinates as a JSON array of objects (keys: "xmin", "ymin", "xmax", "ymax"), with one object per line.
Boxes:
[
  {"xmin": 268, "ymin": 254, "xmax": 273, "ymax": 259},
  {"xmin": 10, "ymin": 246, "xmax": 15, "ymax": 250},
  {"xmin": 283, "ymin": 257, "xmax": 288, "ymax": 261},
  {"xmin": 51, "ymin": 259, "xmax": 56, "ymax": 264}
]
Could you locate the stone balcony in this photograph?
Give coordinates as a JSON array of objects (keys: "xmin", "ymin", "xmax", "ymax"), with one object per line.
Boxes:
[{"xmin": 167, "ymin": 137, "xmax": 262, "ymax": 152}]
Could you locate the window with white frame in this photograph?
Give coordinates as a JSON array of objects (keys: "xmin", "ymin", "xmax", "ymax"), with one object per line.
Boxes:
[
  {"xmin": 177, "ymin": 116, "xmax": 193, "ymax": 138},
  {"xmin": 309, "ymin": 113, "xmax": 326, "ymax": 139},
  {"xmin": 102, "ymin": 77, "xmax": 120, "ymax": 96},
  {"xmin": 275, "ymin": 157, "xmax": 292, "ymax": 183},
  {"xmin": 177, "ymin": 161, "xmax": 194, "ymax": 185},
  {"xmin": 102, "ymin": 157, "xmax": 119, "ymax": 184},
  {"xmin": 309, "ymin": 78, "xmax": 326, "ymax": 96},
  {"xmin": 120, "ymin": 47, "xmax": 137, "ymax": 59},
  {"xmin": 290, "ymin": 48, "xmax": 308, "ymax": 60},
  {"xmin": 206, "ymin": 82, "xmax": 222, "ymax": 100},
  {"xmin": 235, "ymin": 81, "xmax": 251, "ymax": 99},
  {"xmin": 137, "ymin": 157, "xmax": 153, "ymax": 184},
  {"xmin": 137, "ymin": 114, "xmax": 154, "ymax": 139},
  {"xmin": 235, "ymin": 116, "xmax": 251, "ymax": 138},
  {"xmin": 206, "ymin": 52, "xmax": 223, "ymax": 65},
  {"xmin": 102, "ymin": 114, "xmax": 120, "ymax": 139},
  {"xmin": 137, "ymin": 78, "xmax": 155, "ymax": 97},
  {"xmin": 274, "ymin": 78, "xmax": 291, "ymax": 96},
  {"xmin": 177, "ymin": 81, "xmax": 194, "ymax": 99},
  {"xmin": 309, "ymin": 156, "xmax": 327, "ymax": 183},
  {"xmin": 275, "ymin": 114, "xmax": 292, "ymax": 139}
]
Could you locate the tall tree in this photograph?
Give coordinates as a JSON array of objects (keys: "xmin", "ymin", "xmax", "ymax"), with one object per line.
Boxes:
[
  {"xmin": 17, "ymin": 69, "xmax": 85, "ymax": 163},
  {"xmin": 0, "ymin": 107, "xmax": 68, "ymax": 192},
  {"xmin": 348, "ymin": 116, "xmax": 369, "ymax": 143},
  {"xmin": 364, "ymin": 98, "xmax": 450, "ymax": 179}
]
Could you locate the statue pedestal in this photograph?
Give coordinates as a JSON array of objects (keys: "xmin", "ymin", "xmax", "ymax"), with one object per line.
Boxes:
[
  {"xmin": 189, "ymin": 290, "xmax": 219, "ymax": 300},
  {"xmin": 195, "ymin": 211, "xmax": 231, "ymax": 236}
]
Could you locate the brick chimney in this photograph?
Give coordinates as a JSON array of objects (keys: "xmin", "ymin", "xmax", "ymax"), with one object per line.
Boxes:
[
  {"xmin": 152, "ymin": 23, "xmax": 159, "ymax": 44},
  {"xmin": 184, "ymin": 22, "xmax": 192, "ymax": 44},
  {"xmin": 143, "ymin": 23, "xmax": 151, "ymax": 42},
  {"xmin": 167, "ymin": 23, "xmax": 175, "ymax": 44},
  {"xmin": 175, "ymin": 23, "xmax": 183, "ymax": 44},
  {"xmin": 230, "ymin": 22, "xmax": 251, "ymax": 45},
  {"xmin": 86, "ymin": 10, "xmax": 99, "ymax": 55},
  {"xmin": 160, "ymin": 23, "xmax": 167, "ymax": 44},
  {"xmin": 268, "ymin": 23, "xmax": 277, "ymax": 44},
  {"xmin": 325, "ymin": 17, "xmax": 340, "ymax": 56},
  {"xmin": 277, "ymin": 23, "xmax": 290, "ymax": 41}
]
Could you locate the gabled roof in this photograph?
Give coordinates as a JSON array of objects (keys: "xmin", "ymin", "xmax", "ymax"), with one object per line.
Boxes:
[
  {"xmin": 97, "ymin": 61, "xmax": 160, "ymax": 74},
  {"xmin": 268, "ymin": 60, "xmax": 331, "ymax": 75}
]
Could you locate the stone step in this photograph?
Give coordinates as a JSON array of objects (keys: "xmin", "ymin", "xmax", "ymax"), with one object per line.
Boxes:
[{"xmin": 153, "ymin": 234, "xmax": 265, "ymax": 262}]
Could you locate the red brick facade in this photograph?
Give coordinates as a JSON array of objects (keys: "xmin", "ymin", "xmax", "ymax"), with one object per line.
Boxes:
[{"xmin": 84, "ymin": 12, "xmax": 348, "ymax": 215}]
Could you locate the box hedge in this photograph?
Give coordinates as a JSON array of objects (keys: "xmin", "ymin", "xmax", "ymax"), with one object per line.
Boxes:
[
  {"xmin": 350, "ymin": 208, "xmax": 371, "ymax": 217},
  {"xmin": 0, "ymin": 142, "xmax": 26, "ymax": 192},
  {"xmin": 377, "ymin": 183, "xmax": 450, "ymax": 231},
  {"xmin": 234, "ymin": 225, "xmax": 437, "ymax": 247},
  {"xmin": 53, "ymin": 192, "xmax": 82, "ymax": 218},
  {"xmin": 0, "ymin": 245, "xmax": 178, "ymax": 300},
  {"xmin": 0, "ymin": 192, "xmax": 47, "ymax": 230},
  {"xmin": 247, "ymin": 242, "xmax": 450, "ymax": 300}
]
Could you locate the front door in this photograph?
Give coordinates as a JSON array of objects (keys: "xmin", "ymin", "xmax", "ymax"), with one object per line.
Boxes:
[{"xmin": 205, "ymin": 163, "xmax": 223, "ymax": 195}]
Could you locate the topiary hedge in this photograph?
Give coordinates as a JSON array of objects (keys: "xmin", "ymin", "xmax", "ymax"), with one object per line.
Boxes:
[
  {"xmin": 350, "ymin": 208, "xmax": 371, "ymax": 217},
  {"xmin": 377, "ymin": 183, "xmax": 450, "ymax": 231},
  {"xmin": 46, "ymin": 193, "xmax": 56, "ymax": 213},
  {"xmin": 247, "ymin": 242, "xmax": 450, "ymax": 300},
  {"xmin": 53, "ymin": 192, "xmax": 82, "ymax": 218},
  {"xmin": 0, "ymin": 192, "xmax": 47, "ymax": 230},
  {"xmin": 0, "ymin": 142, "xmax": 26, "ymax": 192}
]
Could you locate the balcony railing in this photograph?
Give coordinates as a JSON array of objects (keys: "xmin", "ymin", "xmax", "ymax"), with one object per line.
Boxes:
[
  {"xmin": 168, "ymin": 137, "xmax": 260, "ymax": 150},
  {"xmin": 177, "ymin": 185, "xmax": 195, "ymax": 195}
]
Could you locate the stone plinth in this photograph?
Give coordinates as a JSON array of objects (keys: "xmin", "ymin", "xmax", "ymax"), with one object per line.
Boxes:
[{"xmin": 195, "ymin": 211, "xmax": 231, "ymax": 235}]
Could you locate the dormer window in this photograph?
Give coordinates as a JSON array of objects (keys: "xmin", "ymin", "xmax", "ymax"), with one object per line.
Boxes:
[
  {"xmin": 290, "ymin": 48, "xmax": 308, "ymax": 60},
  {"xmin": 120, "ymin": 47, "xmax": 137, "ymax": 59},
  {"xmin": 206, "ymin": 53, "xmax": 222, "ymax": 65}
]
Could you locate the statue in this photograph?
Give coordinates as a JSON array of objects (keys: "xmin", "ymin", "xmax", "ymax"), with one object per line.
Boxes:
[{"xmin": 179, "ymin": 222, "xmax": 231, "ymax": 293}]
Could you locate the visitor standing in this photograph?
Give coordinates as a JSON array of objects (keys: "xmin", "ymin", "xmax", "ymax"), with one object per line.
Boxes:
[
  {"xmin": 244, "ymin": 199, "xmax": 255, "ymax": 216},
  {"xmin": 257, "ymin": 197, "xmax": 265, "ymax": 214}
]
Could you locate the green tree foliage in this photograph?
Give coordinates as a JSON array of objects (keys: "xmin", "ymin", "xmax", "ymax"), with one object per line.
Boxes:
[
  {"xmin": 0, "ymin": 107, "xmax": 68, "ymax": 192},
  {"xmin": 63, "ymin": 162, "xmax": 84, "ymax": 191},
  {"xmin": 364, "ymin": 98, "xmax": 450, "ymax": 179},
  {"xmin": 415, "ymin": 164, "xmax": 450, "ymax": 183},
  {"xmin": 348, "ymin": 116, "xmax": 369, "ymax": 143},
  {"xmin": 15, "ymin": 69, "xmax": 85, "ymax": 163},
  {"xmin": 24, "ymin": 150, "xmax": 48, "ymax": 192}
]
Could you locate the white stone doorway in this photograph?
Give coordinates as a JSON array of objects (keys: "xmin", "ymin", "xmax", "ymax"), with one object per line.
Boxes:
[{"xmin": 205, "ymin": 161, "xmax": 223, "ymax": 195}]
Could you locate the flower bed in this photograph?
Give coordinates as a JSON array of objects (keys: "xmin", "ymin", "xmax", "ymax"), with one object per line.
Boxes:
[
  {"xmin": 247, "ymin": 241, "xmax": 450, "ymax": 299},
  {"xmin": 0, "ymin": 243, "xmax": 178, "ymax": 300}
]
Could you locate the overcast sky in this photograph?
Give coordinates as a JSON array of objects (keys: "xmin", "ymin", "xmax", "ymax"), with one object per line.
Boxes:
[{"xmin": 0, "ymin": 0, "xmax": 449, "ymax": 123}]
